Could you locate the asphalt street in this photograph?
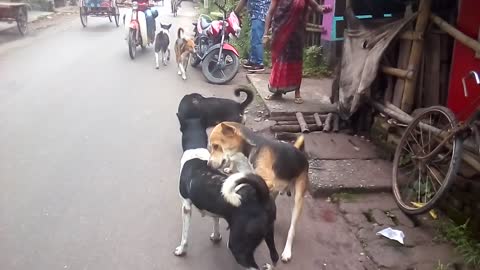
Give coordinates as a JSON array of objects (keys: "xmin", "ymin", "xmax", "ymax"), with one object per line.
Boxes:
[{"xmin": 0, "ymin": 2, "xmax": 340, "ymax": 270}]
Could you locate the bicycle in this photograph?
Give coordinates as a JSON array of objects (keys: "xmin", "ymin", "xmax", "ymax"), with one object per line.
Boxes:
[{"xmin": 392, "ymin": 71, "xmax": 480, "ymax": 215}]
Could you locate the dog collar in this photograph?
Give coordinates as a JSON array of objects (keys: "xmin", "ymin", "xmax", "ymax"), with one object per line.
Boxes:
[{"xmin": 180, "ymin": 148, "xmax": 211, "ymax": 171}]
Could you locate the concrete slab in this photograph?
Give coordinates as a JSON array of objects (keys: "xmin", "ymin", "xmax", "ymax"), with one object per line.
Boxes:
[
  {"xmin": 308, "ymin": 159, "xmax": 392, "ymax": 197},
  {"xmin": 305, "ymin": 132, "xmax": 381, "ymax": 160},
  {"xmin": 246, "ymin": 73, "xmax": 337, "ymax": 116},
  {"xmin": 334, "ymin": 194, "xmax": 466, "ymax": 270}
]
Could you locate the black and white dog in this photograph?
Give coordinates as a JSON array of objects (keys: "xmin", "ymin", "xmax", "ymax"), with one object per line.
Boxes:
[
  {"xmin": 177, "ymin": 86, "xmax": 254, "ymax": 128},
  {"xmin": 175, "ymin": 115, "xmax": 279, "ymax": 270},
  {"xmin": 155, "ymin": 23, "xmax": 172, "ymax": 69}
]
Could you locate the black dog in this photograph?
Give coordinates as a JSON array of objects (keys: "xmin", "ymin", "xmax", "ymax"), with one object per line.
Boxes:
[
  {"xmin": 175, "ymin": 115, "xmax": 279, "ymax": 270},
  {"xmin": 177, "ymin": 86, "xmax": 254, "ymax": 128}
]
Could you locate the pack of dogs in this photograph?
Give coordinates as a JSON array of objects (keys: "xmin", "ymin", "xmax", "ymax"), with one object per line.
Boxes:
[
  {"xmin": 153, "ymin": 21, "xmax": 196, "ymax": 80},
  {"xmin": 175, "ymin": 86, "xmax": 310, "ymax": 270}
]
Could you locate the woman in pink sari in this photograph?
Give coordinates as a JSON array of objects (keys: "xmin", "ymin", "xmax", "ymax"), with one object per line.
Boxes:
[{"xmin": 263, "ymin": 0, "xmax": 331, "ymax": 104}]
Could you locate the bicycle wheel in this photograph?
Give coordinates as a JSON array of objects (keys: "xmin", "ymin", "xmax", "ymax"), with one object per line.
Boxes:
[{"xmin": 392, "ymin": 106, "xmax": 463, "ymax": 215}]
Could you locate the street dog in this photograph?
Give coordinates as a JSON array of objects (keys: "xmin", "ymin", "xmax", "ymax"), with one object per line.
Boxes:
[
  {"xmin": 175, "ymin": 115, "xmax": 278, "ymax": 270},
  {"xmin": 177, "ymin": 86, "xmax": 254, "ymax": 127},
  {"xmin": 154, "ymin": 23, "xmax": 172, "ymax": 69},
  {"xmin": 207, "ymin": 123, "xmax": 308, "ymax": 263},
  {"xmin": 174, "ymin": 27, "xmax": 195, "ymax": 80}
]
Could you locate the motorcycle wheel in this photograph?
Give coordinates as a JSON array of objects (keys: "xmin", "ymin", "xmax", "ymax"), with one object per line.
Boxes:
[
  {"xmin": 201, "ymin": 49, "xmax": 239, "ymax": 85},
  {"xmin": 128, "ymin": 29, "xmax": 137, "ymax": 60}
]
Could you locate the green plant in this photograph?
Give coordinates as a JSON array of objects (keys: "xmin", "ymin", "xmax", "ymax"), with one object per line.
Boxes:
[
  {"xmin": 440, "ymin": 219, "xmax": 480, "ymax": 267},
  {"xmin": 302, "ymin": 45, "xmax": 330, "ymax": 78}
]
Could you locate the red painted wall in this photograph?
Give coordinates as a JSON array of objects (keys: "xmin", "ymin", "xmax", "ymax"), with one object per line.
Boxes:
[{"xmin": 447, "ymin": 0, "xmax": 480, "ymax": 121}]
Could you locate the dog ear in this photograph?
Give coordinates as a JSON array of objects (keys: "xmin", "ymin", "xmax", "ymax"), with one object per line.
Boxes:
[
  {"xmin": 220, "ymin": 123, "xmax": 236, "ymax": 137},
  {"xmin": 167, "ymin": 24, "xmax": 172, "ymax": 30}
]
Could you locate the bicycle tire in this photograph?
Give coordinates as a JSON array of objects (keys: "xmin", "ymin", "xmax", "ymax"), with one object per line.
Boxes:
[{"xmin": 392, "ymin": 105, "xmax": 463, "ymax": 215}]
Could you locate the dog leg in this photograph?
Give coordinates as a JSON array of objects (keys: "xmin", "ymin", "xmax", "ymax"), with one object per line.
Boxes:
[
  {"xmin": 281, "ymin": 174, "xmax": 307, "ymax": 263},
  {"xmin": 265, "ymin": 225, "xmax": 279, "ymax": 265},
  {"xmin": 155, "ymin": 52, "xmax": 160, "ymax": 69},
  {"xmin": 174, "ymin": 198, "xmax": 192, "ymax": 256},
  {"xmin": 179, "ymin": 63, "xmax": 187, "ymax": 80},
  {"xmin": 167, "ymin": 49, "xmax": 171, "ymax": 61},
  {"xmin": 177, "ymin": 63, "xmax": 182, "ymax": 76},
  {"xmin": 210, "ymin": 217, "xmax": 222, "ymax": 243}
]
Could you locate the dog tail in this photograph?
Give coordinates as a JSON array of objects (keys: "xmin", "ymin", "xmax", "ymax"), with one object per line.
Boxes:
[
  {"xmin": 177, "ymin": 27, "xmax": 184, "ymax": 39},
  {"xmin": 293, "ymin": 135, "xmax": 305, "ymax": 151},
  {"xmin": 234, "ymin": 86, "xmax": 254, "ymax": 111},
  {"xmin": 221, "ymin": 173, "xmax": 270, "ymax": 207}
]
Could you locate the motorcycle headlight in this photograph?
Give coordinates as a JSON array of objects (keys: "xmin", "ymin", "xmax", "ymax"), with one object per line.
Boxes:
[{"xmin": 132, "ymin": 1, "xmax": 138, "ymax": 10}]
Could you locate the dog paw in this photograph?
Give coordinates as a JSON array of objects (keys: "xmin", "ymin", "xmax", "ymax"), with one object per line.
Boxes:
[
  {"xmin": 174, "ymin": 246, "xmax": 187, "ymax": 257},
  {"xmin": 210, "ymin": 233, "xmax": 222, "ymax": 243},
  {"xmin": 182, "ymin": 75, "xmax": 187, "ymax": 80},
  {"xmin": 155, "ymin": 66, "xmax": 159, "ymax": 69},
  {"xmin": 177, "ymin": 71, "xmax": 182, "ymax": 75},
  {"xmin": 262, "ymin": 263, "xmax": 274, "ymax": 270},
  {"xmin": 281, "ymin": 250, "xmax": 292, "ymax": 263},
  {"xmin": 223, "ymin": 168, "xmax": 232, "ymax": 174}
]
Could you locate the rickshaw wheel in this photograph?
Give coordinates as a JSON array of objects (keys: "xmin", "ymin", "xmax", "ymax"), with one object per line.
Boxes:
[
  {"xmin": 80, "ymin": 7, "xmax": 88, "ymax": 27},
  {"xmin": 17, "ymin": 6, "xmax": 28, "ymax": 35}
]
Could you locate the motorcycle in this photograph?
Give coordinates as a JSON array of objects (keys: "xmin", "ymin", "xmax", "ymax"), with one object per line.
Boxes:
[
  {"xmin": 191, "ymin": 0, "xmax": 241, "ymax": 84},
  {"xmin": 124, "ymin": 1, "xmax": 155, "ymax": 59}
]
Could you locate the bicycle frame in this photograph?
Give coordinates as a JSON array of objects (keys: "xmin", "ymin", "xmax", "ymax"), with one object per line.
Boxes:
[{"xmin": 415, "ymin": 71, "xmax": 480, "ymax": 161}]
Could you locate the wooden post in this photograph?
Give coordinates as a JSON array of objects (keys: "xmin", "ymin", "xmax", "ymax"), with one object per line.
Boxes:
[{"xmin": 401, "ymin": 0, "xmax": 432, "ymax": 113}]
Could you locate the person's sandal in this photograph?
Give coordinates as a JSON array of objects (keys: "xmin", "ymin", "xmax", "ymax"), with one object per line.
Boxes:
[{"xmin": 294, "ymin": 97, "xmax": 304, "ymax": 104}]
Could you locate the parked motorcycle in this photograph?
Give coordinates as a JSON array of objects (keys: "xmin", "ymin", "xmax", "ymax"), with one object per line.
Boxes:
[
  {"xmin": 124, "ymin": 1, "xmax": 154, "ymax": 59},
  {"xmin": 191, "ymin": 0, "xmax": 241, "ymax": 84}
]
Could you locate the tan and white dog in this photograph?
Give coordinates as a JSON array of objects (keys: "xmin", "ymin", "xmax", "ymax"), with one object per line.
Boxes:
[
  {"xmin": 207, "ymin": 122, "xmax": 308, "ymax": 263},
  {"xmin": 174, "ymin": 27, "xmax": 195, "ymax": 80}
]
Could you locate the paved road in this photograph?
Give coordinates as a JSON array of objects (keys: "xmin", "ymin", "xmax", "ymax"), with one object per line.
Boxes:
[{"xmin": 0, "ymin": 3, "xmax": 359, "ymax": 270}]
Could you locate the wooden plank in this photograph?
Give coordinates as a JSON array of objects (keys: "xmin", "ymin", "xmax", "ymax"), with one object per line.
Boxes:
[{"xmin": 423, "ymin": 31, "xmax": 441, "ymax": 107}]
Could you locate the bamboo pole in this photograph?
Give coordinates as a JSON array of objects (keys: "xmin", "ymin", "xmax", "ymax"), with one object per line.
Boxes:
[
  {"xmin": 313, "ymin": 113, "xmax": 323, "ymax": 127},
  {"xmin": 271, "ymin": 125, "xmax": 322, "ymax": 133},
  {"xmin": 401, "ymin": 0, "xmax": 432, "ymax": 113},
  {"xmin": 381, "ymin": 66, "xmax": 414, "ymax": 80},
  {"xmin": 296, "ymin": 112, "xmax": 310, "ymax": 133},
  {"xmin": 430, "ymin": 14, "xmax": 480, "ymax": 55},
  {"xmin": 323, "ymin": 113, "xmax": 334, "ymax": 132}
]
